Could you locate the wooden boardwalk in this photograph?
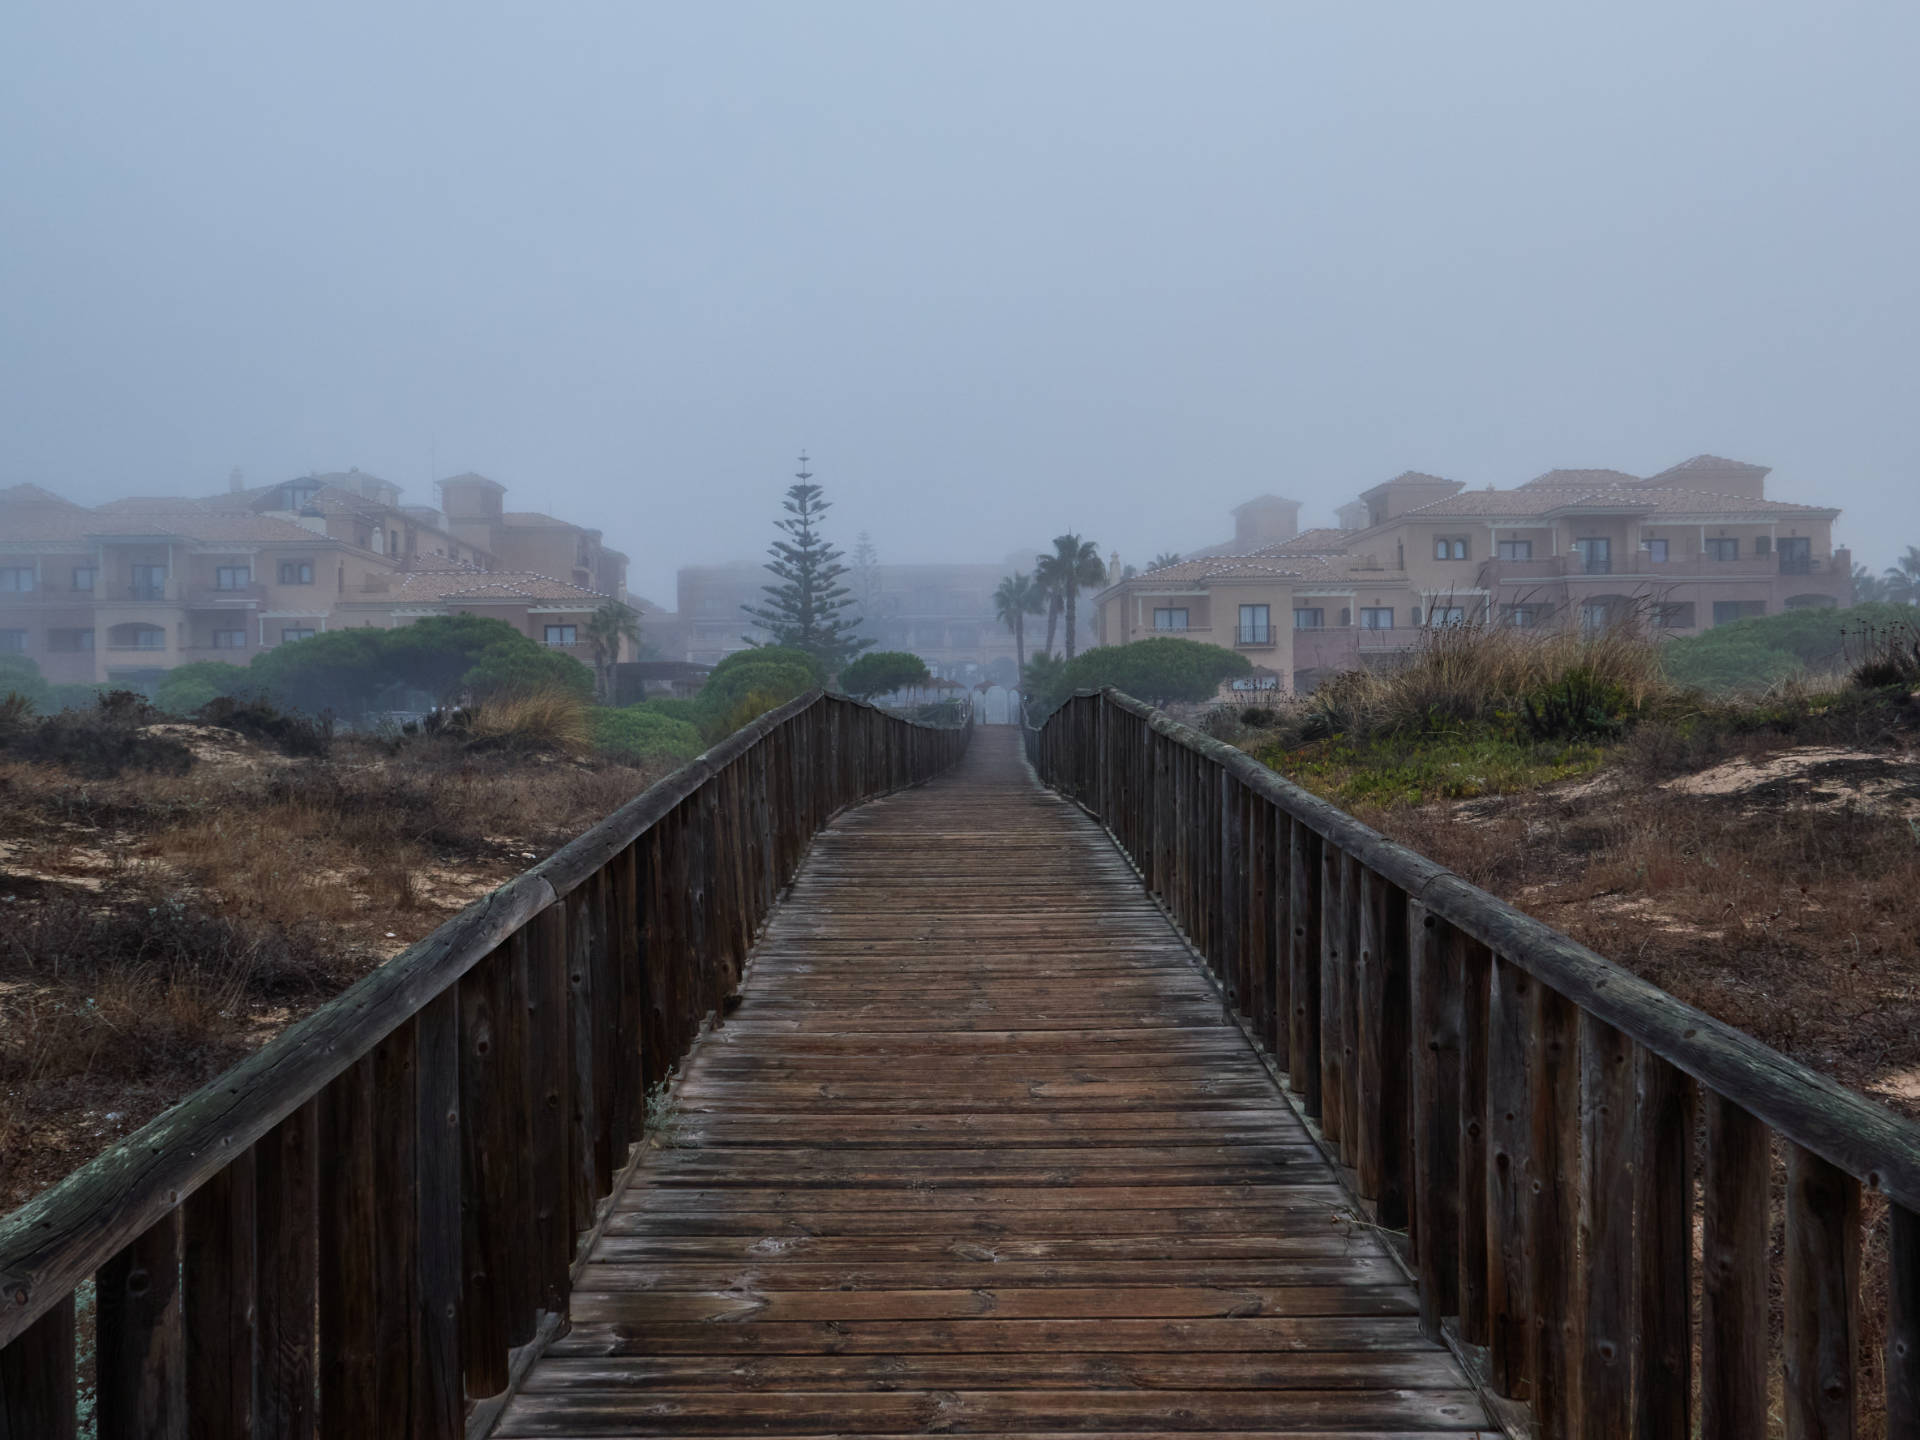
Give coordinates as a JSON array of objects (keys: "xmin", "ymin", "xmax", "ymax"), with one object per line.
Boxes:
[{"xmin": 494, "ymin": 728, "xmax": 1492, "ymax": 1437}]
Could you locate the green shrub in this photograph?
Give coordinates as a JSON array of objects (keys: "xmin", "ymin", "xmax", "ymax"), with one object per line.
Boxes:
[
  {"xmin": 1662, "ymin": 602, "xmax": 1919, "ymax": 693},
  {"xmin": 155, "ymin": 660, "xmax": 253, "ymax": 715},
  {"xmin": 0, "ymin": 654, "xmax": 49, "ymax": 709},
  {"xmin": 694, "ymin": 659, "xmax": 815, "ymax": 740},
  {"xmin": 460, "ymin": 641, "xmax": 594, "ymax": 701},
  {"xmin": 590, "ymin": 705, "xmax": 706, "ymax": 765},
  {"xmin": 637, "ymin": 696, "xmax": 701, "ymax": 725},
  {"xmin": 837, "ymin": 650, "xmax": 930, "ymax": 700},
  {"xmin": 43, "ymin": 682, "xmax": 110, "ymax": 713},
  {"xmin": 1027, "ymin": 638, "xmax": 1253, "ymax": 715}
]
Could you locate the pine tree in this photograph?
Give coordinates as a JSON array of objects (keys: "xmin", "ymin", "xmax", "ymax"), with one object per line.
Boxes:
[{"xmin": 741, "ymin": 455, "xmax": 872, "ymax": 671}]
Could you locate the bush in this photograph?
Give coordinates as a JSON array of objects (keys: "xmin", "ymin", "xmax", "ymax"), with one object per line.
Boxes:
[
  {"xmin": 1027, "ymin": 638, "xmax": 1254, "ymax": 715},
  {"xmin": 155, "ymin": 660, "xmax": 254, "ymax": 715},
  {"xmin": 838, "ymin": 650, "xmax": 930, "ymax": 700},
  {"xmin": 0, "ymin": 655, "xmax": 48, "ymax": 709},
  {"xmin": 1848, "ymin": 616, "xmax": 1920, "ymax": 690},
  {"xmin": 0, "ymin": 691, "xmax": 193, "ymax": 778},
  {"xmin": 636, "ymin": 696, "xmax": 701, "ymax": 726},
  {"xmin": 196, "ymin": 695, "xmax": 330, "ymax": 757},
  {"xmin": 1662, "ymin": 602, "xmax": 1920, "ymax": 693},
  {"xmin": 589, "ymin": 705, "xmax": 706, "ymax": 765},
  {"xmin": 44, "ymin": 682, "xmax": 111, "ymax": 713},
  {"xmin": 460, "ymin": 640, "xmax": 594, "ymax": 702},
  {"xmin": 694, "ymin": 659, "xmax": 816, "ymax": 740}
]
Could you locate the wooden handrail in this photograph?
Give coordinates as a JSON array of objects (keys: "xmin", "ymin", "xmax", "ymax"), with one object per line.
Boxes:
[
  {"xmin": 0, "ymin": 690, "xmax": 971, "ymax": 1434},
  {"xmin": 1026, "ymin": 685, "xmax": 1919, "ymax": 1438}
]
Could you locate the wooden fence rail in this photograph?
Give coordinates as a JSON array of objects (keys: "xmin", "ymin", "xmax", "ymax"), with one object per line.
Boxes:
[
  {"xmin": 0, "ymin": 690, "xmax": 970, "ymax": 1439},
  {"xmin": 1027, "ymin": 686, "xmax": 1920, "ymax": 1440}
]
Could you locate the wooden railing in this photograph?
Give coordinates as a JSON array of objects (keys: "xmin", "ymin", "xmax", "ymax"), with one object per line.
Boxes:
[
  {"xmin": 1028, "ymin": 687, "xmax": 1920, "ymax": 1439},
  {"xmin": 0, "ymin": 691, "xmax": 971, "ymax": 1438}
]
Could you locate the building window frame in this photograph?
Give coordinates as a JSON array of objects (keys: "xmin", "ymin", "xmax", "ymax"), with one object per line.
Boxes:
[
  {"xmin": 1236, "ymin": 604, "xmax": 1271, "ymax": 644},
  {"xmin": 1704, "ymin": 538, "xmax": 1739, "ymax": 562},
  {"xmin": 280, "ymin": 626, "xmax": 316, "ymax": 644},
  {"xmin": 71, "ymin": 567, "xmax": 95, "ymax": 592},
  {"xmin": 1433, "ymin": 537, "xmax": 1469, "ymax": 561},
  {"xmin": 1641, "ymin": 538, "xmax": 1670, "ymax": 563},
  {"xmin": 278, "ymin": 560, "xmax": 316, "ymax": 585},
  {"xmin": 215, "ymin": 564, "xmax": 252, "ymax": 590},
  {"xmin": 1292, "ymin": 607, "xmax": 1325, "ymax": 630},
  {"xmin": 0, "ymin": 629, "xmax": 26, "ymax": 653},
  {"xmin": 0, "ymin": 567, "xmax": 36, "ymax": 593},
  {"xmin": 1150, "ymin": 607, "xmax": 1189, "ymax": 632},
  {"xmin": 544, "ymin": 624, "xmax": 578, "ymax": 647},
  {"xmin": 1359, "ymin": 607, "xmax": 1395, "ymax": 631},
  {"xmin": 1497, "ymin": 540, "xmax": 1532, "ymax": 561},
  {"xmin": 211, "ymin": 630, "xmax": 248, "ymax": 649}
]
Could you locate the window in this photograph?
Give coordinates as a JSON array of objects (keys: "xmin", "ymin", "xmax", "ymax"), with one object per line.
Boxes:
[
  {"xmin": 278, "ymin": 560, "xmax": 315, "ymax": 585},
  {"xmin": 544, "ymin": 624, "xmax": 578, "ymax": 646},
  {"xmin": 1236, "ymin": 605, "xmax": 1271, "ymax": 644},
  {"xmin": 1572, "ymin": 538, "xmax": 1611, "ymax": 575},
  {"xmin": 1705, "ymin": 538, "xmax": 1739, "ymax": 562},
  {"xmin": 0, "ymin": 567, "xmax": 35, "ymax": 592},
  {"xmin": 1579, "ymin": 602, "xmax": 1613, "ymax": 634},
  {"xmin": 1433, "ymin": 538, "xmax": 1469, "ymax": 560},
  {"xmin": 215, "ymin": 565, "xmax": 251, "ymax": 590},
  {"xmin": 0, "ymin": 630, "xmax": 25, "ymax": 653},
  {"xmin": 1497, "ymin": 541, "xmax": 1533, "ymax": 561},
  {"xmin": 129, "ymin": 564, "xmax": 166, "ymax": 599},
  {"xmin": 1501, "ymin": 605, "xmax": 1537, "ymax": 628},
  {"xmin": 1293, "ymin": 608, "xmax": 1325, "ymax": 629},
  {"xmin": 1712, "ymin": 600, "xmax": 1765, "ymax": 626},
  {"xmin": 1151, "ymin": 607, "xmax": 1189, "ymax": 631},
  {"xmin": 1641, "ymin": 538, "xmax": 1669, "ymax": 563},
  {"xmin": 1359, "ymin": 607, "xmax": 1395, "ymax": 630},
  {"xmin": 1754, "ymin": 536, "xmax": 1771, "ymax": 556},
  {"xmin": 71, "ymin": 567, "xmax": 95, "ymax": 591},
  {"xmin": 212, "ymin": 630, "xmax": 247, "ymax": 649},
  {"xmin": 48, "ymin": 628, "xmax": 94, "ymax": 652},
  {"xmin": 1428, "ymin": 606, "xmax": 1468, "ymax": 627},
  {"xmin": 132, "ymin": 626, "xmax": 165, "ymax": 650},
  {"xmin": 1650, "ymin": 603, "xmax": 1692, "ymax": 629},
  {"xmin": 1778, "ymin": 537, "xmax": 1812, "ymax": 574},
  {"xmin": 280, "ymin": 627, "xmax": 316, "ymax": 643}
]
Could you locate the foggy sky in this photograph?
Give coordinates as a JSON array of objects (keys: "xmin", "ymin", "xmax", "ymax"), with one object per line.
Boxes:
[{"xmin": 4, "ymin": 1, "xmax": 1916, "ymax": 604}]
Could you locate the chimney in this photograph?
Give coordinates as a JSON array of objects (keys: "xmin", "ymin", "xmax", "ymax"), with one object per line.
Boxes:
[{"xmin": 228, "ymin": 466, "xmax": 244, "ymax": 494}]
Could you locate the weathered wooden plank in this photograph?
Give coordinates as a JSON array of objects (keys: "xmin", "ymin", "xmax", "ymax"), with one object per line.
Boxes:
[
  {"xmin": 318, "ymin": 1053, "xmax": 378, "ymax": 1439},
  {"xmin": 1579, "ymin": 1014, "xmax": 1635, "ymax": 1439},
  {"xmin": 414, "ymin": 989, "xmax": 463, "ymax": 1440},
  {"xmin": 1635, "ymin": 1048, "xmax": 1692, "ymax": 1440},
  {"xmin": 370, "ymin": 1019, "xmax": 420, "ymax": 1438},
  {"xmin": 1456, "ymin": 936, "xmax": 1491, "ymax": 1349},
  {"xmin": 1409, "ymin": 903, "xmax": 1462, "ymax": 1340},
  {"xmin": 1289, "ymin": 818, "xmax": 1323, "ymax": 1113},
  {"xmin": 255, "ymin": 1099, "xmax": 317, "ymax": 1439},
  {"xmin": 1785, "ymin": 1142, "xmax": 1860, "ymax": 1439},
  {"xmin": 0, "ymin": 1294, "xmax": 75, "ymax": 1440},
  {"xmin": 97, "ymin": 1210, "xmax": 183, "ymax": 1440},
  {"xmin": 1893, "ymin": 1202, "xmax": 1920, "ymax": 1440},
  {"xmin": 1530, "ymin": 982, "xmax": 1581, "ymax": 1439},
  {"xmin": 1701, "ymin": 1093, "xmax": 1769, "ymax": 1440},
  {"xmin": 460, "ymin": 948, "xmax": 512, "ymax": 1398},
  {"xmin": 182, "ymin": 1150, "xmax": 254, "ymax": 1439}
]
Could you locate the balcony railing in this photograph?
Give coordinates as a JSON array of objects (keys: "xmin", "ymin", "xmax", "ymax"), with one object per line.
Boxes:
[
  {"xmin": 125, "ymin": 583, "xmax": 170, "ymax": 601},
  {"xmin": 188, "ymin": 583, "xmax": 268, "ymax": 606},
  {"xmin": 1234, "ymin": 625, "xmax": 1275, "ymax": 647},
  {"xmin": 1485, "ymin": 553, "xmax": 1839, "ymax": 582}
]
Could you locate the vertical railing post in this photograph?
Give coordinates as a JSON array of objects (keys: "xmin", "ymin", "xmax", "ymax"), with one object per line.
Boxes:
[
  {"xmin": 0, "ymin": 1295, "xmax": 76, "ymax": 1440},
  {"xmin": 1890, "ymin": 1204, "xmax": 1920, "ymax": 1440},
  {"xmin": 1530, "ymin": 983, "xmax": 1583, "ymax": 1438},
  {"xmin": 1701, "ymin": 1095, "xmax": 1769, "ymax": 1440},
  {"xmin": 1634, "ymin": 1049, "xmax": 1693, "ymax": 1439},
  {"xmin": 256, "ymin": 1098, "xmax": 318, "ymax": 1439},
  {"xmin": 1287, "ymin": 821, "xmax": 1321, "ymax": 1113},
  {"xmin": 1409, "ymin": 904, "xmax": 1463, "ymax": 1341},
  {"xmin": 183, "ymin": 1149, "xmax": 256, "ymax": 1438},
  {"xmin": 1319, "ymin": 844, "xmax": 1348, "ymax": 1149},
  {"xmin": 1486, "ymin": 954, "xmax": 1534, "ymax": 1400},
  {"xmin": 1457, "ymin": 938, "xmax": 1493, "ymax": 1351},
  {"xmin": 415, "ymin": 990, "xmax": 462, "ymax": 1440},
  {"xmin": 319, "ymin": 1053, "xmax": 379, "ymax": 1435},
  {"xmin": 1578, "ymin": 1016, "xmax": 1636, "ymax": 1438},
  {"xmin": 1785, "ymin": 1144, "xmax": 1861, "ymax": 1438}
]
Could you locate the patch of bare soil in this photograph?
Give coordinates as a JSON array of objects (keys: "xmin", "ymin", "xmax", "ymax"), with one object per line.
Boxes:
[
  {"xmin": 0, "ymin": 727, "xmax": 668, "ymax": 1209},
  {"xmin": 1374, "ymin": 740, "xmax": 1920, "ymax": 1120}
]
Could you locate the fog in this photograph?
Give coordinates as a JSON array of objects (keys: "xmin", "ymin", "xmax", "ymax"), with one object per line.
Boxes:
[{"xmin": 3, "ymin": 1, "xmax": 1916, "ymax": 601}]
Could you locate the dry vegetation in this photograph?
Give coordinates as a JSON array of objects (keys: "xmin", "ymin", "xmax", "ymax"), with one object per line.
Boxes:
[{"xmin": 0, "ymin": 694, "xmax": 673, "ymax": 1207}]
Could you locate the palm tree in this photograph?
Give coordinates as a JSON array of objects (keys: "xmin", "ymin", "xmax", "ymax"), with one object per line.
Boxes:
[
  {"xmin": 1883, "ymin": 546, "xmax": 1920, "ymax": 606},
  {"xmin": 584, "ymin": 600, "xmax": 642, "ymax": 702},
  {"xmin": 1854, "ymin": 564, "xmax": 1891, "ymax": 604},
  {"xmin": 993, "ymin": 571, "xmax": 1045, "ymax": 677},
  {"xmin": 1150, "ymin": 551, "xmax": 1182, "ymax": 570},
  {"xmin": 1035, "ymin": 534, "xmax": 1107, "ymax": 661}
]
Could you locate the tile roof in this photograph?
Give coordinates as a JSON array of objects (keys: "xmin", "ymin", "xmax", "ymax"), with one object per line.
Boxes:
[
  {"xmin": 379, "ymin": 570, "xmax": 611, "ymax": 604},
  {"xmin": 0, "ymin": 497, "xmax": 340, "ymax": 545},
  {"xmin": 1640, "ymin": 453, "xmax": 1770, "ymax": 485},
  {"xmin": 1522, "ymin": 468, "xmax": 1642, "ymax": 488},
  {"xmin": 1396, "ymin": 484, "xmax": 1834, "ymax": 519},
  {"xmin": 0, "ymin": 483, "xmax": 81, "ymax": 509}
]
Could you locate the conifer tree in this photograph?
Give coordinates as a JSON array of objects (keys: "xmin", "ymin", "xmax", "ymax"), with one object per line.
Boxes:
[{"xmin": 741, "ymin": 455, "xmax": 872, "ymax": 671}]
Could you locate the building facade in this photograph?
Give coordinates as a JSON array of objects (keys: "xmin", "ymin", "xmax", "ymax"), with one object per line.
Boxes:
[
  {"xmin": 0, "ymin": 472, "xmax": 633, "ymax": 689},
  {"xmin": 1095, "ymin": 455, "xmax": 1852, "ymax": 694}
]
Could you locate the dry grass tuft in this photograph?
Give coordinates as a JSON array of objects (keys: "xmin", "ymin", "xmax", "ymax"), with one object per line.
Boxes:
[{"xmin": 462, "ymin": 689, "xmax": 592, "ymax": 755}]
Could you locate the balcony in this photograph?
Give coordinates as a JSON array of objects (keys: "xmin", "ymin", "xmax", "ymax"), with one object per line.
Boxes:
[
  {"xmin": 1483, "ymin": 553, "xmax": 1840, "ymax": 584},
  {"xmin": 188, "ymin": 583, "xmax": 268, "ymax": 607},
  {"xmin": 125, "ymin": 582, "xmax": 172, "ymax": 602},
  {"xmin": 1234, "ymin": 626, "xmax": 1276, "ymax": 648}
]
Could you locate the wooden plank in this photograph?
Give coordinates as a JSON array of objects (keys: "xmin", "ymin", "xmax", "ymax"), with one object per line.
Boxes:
[
  {"xmin": 1289, "ymin": 818, "xmax": 1322, "ymax": 1113},
  {"xmin": 1579, "ymin": 1015, "xmax": 1635, "ymax": 1439},
  {"xmin": 1701, "ymin": 1093, "xmax": 1769, "ymax": 1440},
  {"xmin": 1635, "ymin": 1048, "xmax": 1693, "ymax": 1440},
  {"xmin": 1893, "ymin": 1203, "xmax": 1920, "ymax": 1440},
  {"xmin": 1530, "ymin": 982, "xmax": 1581, "ymax": 1440},
  {"xmin": 318, "ymin": 1054, "xmax": 378, "ymax": 1438},
  {"xmin": 526, "ymin": 903, "xmax": 572, "ymax": 1302},
  {"xmin": 255, "ymin": 1099, "xmax": 317, "ymax": 1439},
  {"xmin": 0, "ymin": 1294, "xmax": 75, "ymax": 1440},
  {"xmin": 1409, "ymin": 904, "xmax": 1462, "ymax": 1340},
  {"xmin": 96, "ymin": 1209, "xmax": 183, "ymax": 1440},
  {"xmin": 182, "ymin": 1151, "xmax": 254, "ymax": 1439},
  {"xmin": 370, "ymin": 1020, "xmax": 421, "ymax": 1438},
  {"xmin": 1785, "ymin": 1142, "xmax": 1860, "ymax": 1439},
  {"xmin": 1456, "ymin": 936, "xmax": 1491, "ymax": 1349},
  {"xmin": 414, "ymin": 989, "xmax": 463, "ymax": 1440},
  {"xmin": 1319, "ymin": 840, "xmax": 1347, "ymax": 1149},
  {"xmin": 460, "ymin": 949, "xmax": 512, "ymax": 1399}
]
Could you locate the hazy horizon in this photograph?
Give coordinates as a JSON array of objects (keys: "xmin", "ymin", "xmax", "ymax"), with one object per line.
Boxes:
[{"xmin": 5, "ymin": 2, "xmax": 1915, "ymax": 603}]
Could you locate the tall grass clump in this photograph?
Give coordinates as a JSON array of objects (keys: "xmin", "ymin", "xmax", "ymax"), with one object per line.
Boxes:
[
  {"xmin": 462, "ymin": 688, "xmax": 592, "ymax": 754},
  {"xmin": 1848, "ymin": 616, "xmax": 1920, "ymax": 690},
  {"xmin": 1304, "ymin": 617, "xmax": 1668, "ymax": 743}
]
